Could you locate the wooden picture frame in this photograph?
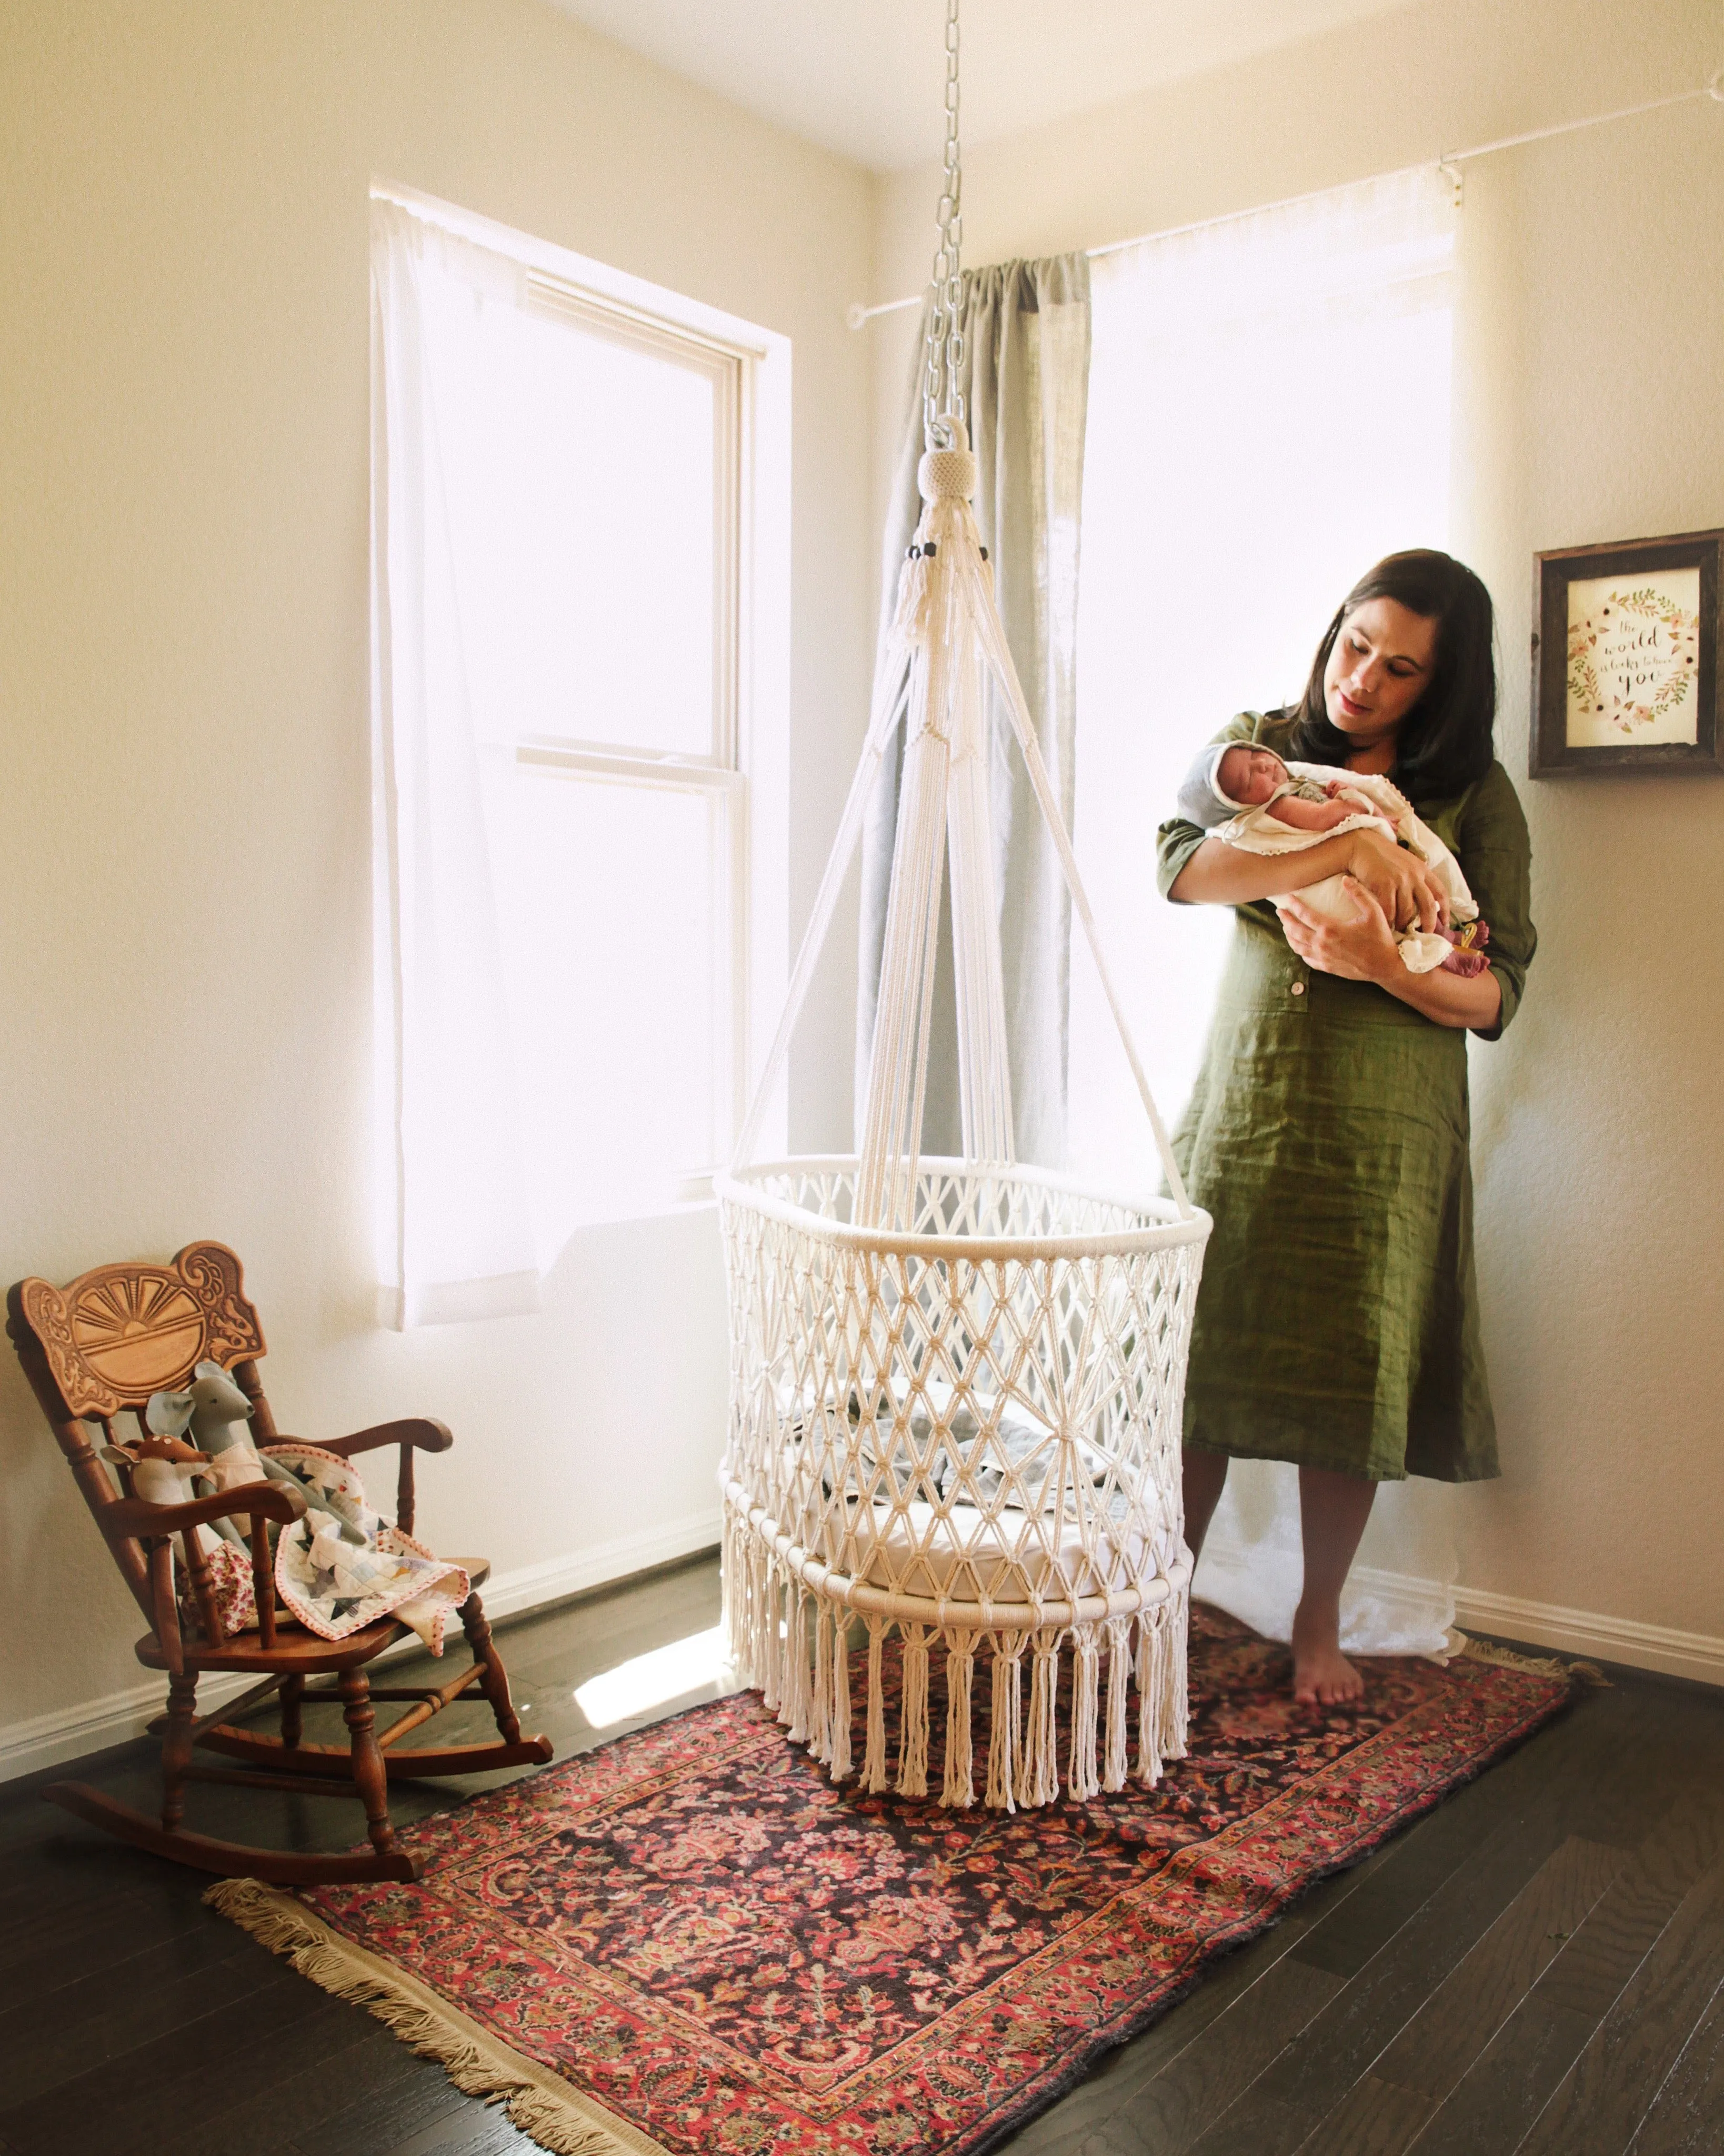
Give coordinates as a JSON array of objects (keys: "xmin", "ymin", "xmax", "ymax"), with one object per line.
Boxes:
[{"xmin": 1530, "ymin": 527, "xmax": 1723, "ymax": 777}]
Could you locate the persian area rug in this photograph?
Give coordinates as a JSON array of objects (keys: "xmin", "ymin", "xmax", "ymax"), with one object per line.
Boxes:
[{"xmin": 209, "ymin": 1608, "xmax": 1576, "ymax": 2156}]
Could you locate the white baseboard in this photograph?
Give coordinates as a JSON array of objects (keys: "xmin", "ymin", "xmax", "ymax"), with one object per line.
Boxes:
[
  {"xmin": 474, "ymin": 1506, "xmax": 723, "ymax": 1624},
  {"xmin": 0, "ymin": 1505, "xmax": 724, "ymax": 1786},
  {"xmin": 1452, "ymin": 1584, "xmax": 1724, "ymax": 1687},
  {"xmin": 1196, "ymin": 1543, "xmax": 1724, "ymax": 1687}
]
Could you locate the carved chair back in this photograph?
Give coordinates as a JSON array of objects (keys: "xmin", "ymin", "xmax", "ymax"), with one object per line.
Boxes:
[{"xmin": 6, "ymin": 1242, "xmax": 279, "ymax": 1633}]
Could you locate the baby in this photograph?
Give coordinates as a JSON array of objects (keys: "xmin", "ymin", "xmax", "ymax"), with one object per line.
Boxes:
[
  {"xmin": 1182, "ymin": 743, "xmax": 1360, "ymax": 834},
  {"xmin": 1176, "ymin": 741, "xmax": 1490, "ymax": 977}
]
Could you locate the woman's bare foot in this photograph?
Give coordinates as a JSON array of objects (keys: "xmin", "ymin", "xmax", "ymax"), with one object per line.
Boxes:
[
  {"xmin": 1291, "ymin": 1601, "xmax": 1365, "ymax": 1705},
  {"xmin": 1291, "ymin": 1467, "xmax": 1376, "ymax": 1705}
]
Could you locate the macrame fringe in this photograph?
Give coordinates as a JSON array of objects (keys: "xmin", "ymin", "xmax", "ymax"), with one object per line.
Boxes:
[
  {"xmin": 204, "ymin": 1879, "xmax": 648, "ymax": 2156},
  {"xmin": 830, "ymin": 1620, "xmax": 854, "ymax": 1782},
  {"xmin": 760, "ymin": 1556, "xmax": 783, "ymax": 1716},
  {"xmin": 809, "ymin": 1599, "xmax": 834, "ymax": 1764},
  {"xmin": 1161, "ymin": 1585, "xmax": 1190, "ymax": 1762},
  {"xmin": 1102, "ymin": 1618, "xmax": 1131, "ymax": 1793},
  {"xmin": 940, "ymin": 1631, "xmax": 977, "ymax": 1809},
  {"xmin": 783, "ymin": 1585, "xmax": 810, "ymax": 1744},
  {"xmin": 748, "ymin": 1537, "xmax": 769, "ymax": 1695},
  {"xmin": 861, "ymin": 1616, "xmax": 890, "ymax": 1792},
  {"xmin": 1018, "ymin": 1633, "xmax": 1061, "ymax": 1810},
  {"xmin": 722, "ymin": 1526, "xmax": 1199, "ymax": 1812},
  {"xmin": 985, "ymin": 1635, "xmax": 1024, "ymax": 1813},
  {"xmin": 720, "ymin": 1504, "xmax": 747, "ymax": 1681},
  {"xmin": 1136, "ymin": 1605, "xmax": 1167, "ymax": 1788},
  {"xmin": 898, "ymin": 1623, "xmax": 931, "ymax": 1798},
  {"xmin": 1068, "ymin": 1633, "xmax": 1101, "ymax": 1803}
]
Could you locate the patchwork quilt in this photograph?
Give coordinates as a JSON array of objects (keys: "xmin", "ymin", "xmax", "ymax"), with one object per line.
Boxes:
[{"xmin": 186, "ymin": 1444, "xmax": 469, "ymax": 1651}]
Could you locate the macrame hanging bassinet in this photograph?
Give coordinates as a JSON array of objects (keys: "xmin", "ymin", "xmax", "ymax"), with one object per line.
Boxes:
[{"xmin": 717, "ymin": 1, "xmax": 1212, "ymax": 1811}]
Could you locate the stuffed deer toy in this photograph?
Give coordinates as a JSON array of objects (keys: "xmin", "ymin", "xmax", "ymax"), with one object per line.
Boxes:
[
  {"xmin": 99, "ymin": 1431, "xmax": 234, "ymax": 1602},
  {"xmin": 99, "ymin": 1431, "xmax": 214, "ymax": 1520}
]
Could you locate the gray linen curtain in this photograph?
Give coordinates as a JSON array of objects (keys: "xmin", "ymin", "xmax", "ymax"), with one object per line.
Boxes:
[{"xmin": 855, "ymin": 255, "xmax": 1092, "ymax": 1166}]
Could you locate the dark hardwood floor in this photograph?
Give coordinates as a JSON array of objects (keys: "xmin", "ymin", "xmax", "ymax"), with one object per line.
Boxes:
[{"xmin": 3, "ymin": 1555, "xmax": 1721, "ymax": 2156}]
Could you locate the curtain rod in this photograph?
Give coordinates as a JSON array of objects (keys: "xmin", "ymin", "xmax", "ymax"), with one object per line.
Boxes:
[{"xmin": 846, "ymin": 74, "xmax": 1723, "ymax": 327}]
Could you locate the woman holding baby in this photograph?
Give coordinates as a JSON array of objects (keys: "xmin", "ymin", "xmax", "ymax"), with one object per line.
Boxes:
[{"xmin": 1158, "ymin": 550, "xmax": 1535, "ymax": 1705}]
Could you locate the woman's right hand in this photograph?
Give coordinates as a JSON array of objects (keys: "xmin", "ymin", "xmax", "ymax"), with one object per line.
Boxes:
[{"xmin": 1340, "ymin": 827, "xmax": 1449, "ymax": 934}]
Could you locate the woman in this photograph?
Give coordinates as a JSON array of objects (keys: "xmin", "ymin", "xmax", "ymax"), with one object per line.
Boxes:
[{"xmin": 1158, "ymin": 551, "xmax": 1535, "ymax": 1705}]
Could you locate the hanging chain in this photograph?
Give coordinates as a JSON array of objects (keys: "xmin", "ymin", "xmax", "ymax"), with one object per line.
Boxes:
[{"xmin": 921, "ymin": 0, "xmax": 965, "ymax": 447}]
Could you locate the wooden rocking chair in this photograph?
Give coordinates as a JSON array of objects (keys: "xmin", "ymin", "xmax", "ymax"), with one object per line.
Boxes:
[{"xmin": 7, "ymin": 1240, "xmax": 553, "ymax": 1885}]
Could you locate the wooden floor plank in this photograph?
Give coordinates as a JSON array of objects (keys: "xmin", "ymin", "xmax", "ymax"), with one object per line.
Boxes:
[
  {"xmin": 1518, "ymin": 1856, "xmax": 1724, "ymax": 2155},
  {"xmin": 1628, "ymin": 1978, "xmax": 1724, "ymax": 2156},
  {"xmin": 0, "ymin": 1961, "xmax": 348, "ymax": 2156},
  {"xmin": 1088, "ymin": 1957, "xmax": 1342, "ymax": 2154},
  {"xmin": 1184, "ymin": 2090, "xmax": 1306, "ymax": 2156},
  {"xmin": 1290, "ymin": 2073, "xmax": 1434, "ymax": 2155},
  {"xmin": 1403, "ymin": 1994, "xmax": 1601, "ymax": 2156},
  {"xmin": 1287, "ymin": 1816, "xmax": 1495, "ymax": 1981},
  {"xmin": 1537, "ymin": 1786, "xmax": 1724, "ymax": 2023},
  {"xmin": 198, "ymin": 2023, "xmax": 473, "ymax": 2156},
  {"xmin": 1282, "ymin": 1679, "xmax": 1663, "ymax": 1993},
  {"xmin": 0, "ymin": 1914, "xmax": 278, "ymax": 2108},
  {"xmin": 1344, "ymin": 1769, "xmax": 1724, "ymax": 2156},
  {"xmin": 1369, "ymin": 1835, "xmax": 1624, "ymax": 2102},
  {"xmin": 361, "ymin": 2101, "xmax": 542, "ymax": 2156}
]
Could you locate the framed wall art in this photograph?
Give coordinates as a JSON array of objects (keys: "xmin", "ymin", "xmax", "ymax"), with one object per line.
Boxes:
[{"xmin": 1530, "ymin": 527, "xmax": 1722, "ymax": 777}]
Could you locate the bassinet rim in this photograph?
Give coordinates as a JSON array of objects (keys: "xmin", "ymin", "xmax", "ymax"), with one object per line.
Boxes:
[
  {"xmin": 716, "ymin": 1152, "xmax": 1212, "ymax": 1263},
  {"xmin": 721, "ymin": 1478, "xmax": 1193, "ymax": 1632}
]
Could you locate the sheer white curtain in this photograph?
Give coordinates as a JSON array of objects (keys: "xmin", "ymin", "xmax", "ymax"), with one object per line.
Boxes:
[
  {"xmin": 1069, "ymin": 168, "xmax": 1460, "ymax": 1652},
  {"xmin": 372, "ymin": 203, "xmax": 540, "ymax": 1328},
  {"xmin": 372, "ymin": 199, "xmax": 754, "ymax": 1325}
]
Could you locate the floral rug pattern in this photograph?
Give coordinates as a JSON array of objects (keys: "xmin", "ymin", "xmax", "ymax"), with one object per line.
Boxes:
[{"xmin": 287, "ymin": 1608, "xmax": 1573, "ymax": 2156}]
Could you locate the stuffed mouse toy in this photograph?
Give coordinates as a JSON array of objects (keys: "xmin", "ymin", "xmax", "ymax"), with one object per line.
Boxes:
[{"xmin": 145, "ymin": 1361, "xmax": 278, "ymax": 1548}]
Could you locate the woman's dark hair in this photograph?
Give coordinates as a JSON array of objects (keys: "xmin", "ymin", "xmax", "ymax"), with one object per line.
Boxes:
[{"xmin": 1282, "ymin": 550, "xmax": 1497, "ymax": 797}]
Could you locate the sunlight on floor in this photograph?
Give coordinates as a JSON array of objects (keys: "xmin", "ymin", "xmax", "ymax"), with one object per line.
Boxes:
[{"xmin": 573, "ymin": 1624, "xmax": 731, "ymax": 1728}]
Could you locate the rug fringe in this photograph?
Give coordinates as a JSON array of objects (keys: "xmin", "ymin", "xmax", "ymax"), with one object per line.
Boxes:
[
  {"xmin": 204, "ymin": 1878, "xmax": 669, "ymax": 2156},
  {"xmin": 1458, "ymin": 1635, "xmax": 1610, "ymax": 1686}
]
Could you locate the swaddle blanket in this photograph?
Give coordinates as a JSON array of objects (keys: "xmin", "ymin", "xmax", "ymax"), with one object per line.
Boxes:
[{"xmin": 1215, "ymin": 763, "xmax": 1477, "ymax": 975}]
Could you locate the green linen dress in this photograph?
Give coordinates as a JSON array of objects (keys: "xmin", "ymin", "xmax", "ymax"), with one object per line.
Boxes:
[{"xmin": 1157, "ymin": 712, "xmax": 1536, "ymax": 1482}]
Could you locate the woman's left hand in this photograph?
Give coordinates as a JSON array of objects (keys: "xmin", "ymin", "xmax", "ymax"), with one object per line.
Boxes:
[{"xmin": 1279, "ymin": 879, "xmax": 1399, "ymax": 983}]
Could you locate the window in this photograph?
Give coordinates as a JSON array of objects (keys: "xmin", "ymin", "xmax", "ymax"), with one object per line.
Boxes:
[
  {"xmin": 1067, "ymin": 168, "xmax": 1457, "ymax": 1192},
  {"xmin": 372, "ymin": 193, "xmax": 788, "ymax": 1322}
]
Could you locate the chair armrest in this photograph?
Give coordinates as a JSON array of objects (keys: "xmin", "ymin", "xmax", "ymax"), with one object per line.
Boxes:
[
  {"xmin": 106, "ymin": 1483, "xmax": 307, "ymax": 1536},
  {"xmin": 295, "ymin": 1418, "xmax": 452, "ymax": 1539},
  {"xmin": 316, "ymin": 1418, "xmax": 455, "ymax": 1460}
]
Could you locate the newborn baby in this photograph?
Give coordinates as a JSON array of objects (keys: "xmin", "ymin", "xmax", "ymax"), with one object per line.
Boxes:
[
  {"xmin": 1176, "ymin": 741, "xmax": 1490, "ymax": 977},
  {"xmin": 1192, "ymin": 743, "xmax": 1358, "ymax": 832}
]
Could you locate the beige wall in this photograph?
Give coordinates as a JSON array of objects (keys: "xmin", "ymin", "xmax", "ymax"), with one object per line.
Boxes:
[
  {"xmin": 0, "ymin": 0, "xmax": 874, "ymax": 1755},
  {"xmin": 875, "ymin": 0, "xmax": 1724, "ymax": 1655}
]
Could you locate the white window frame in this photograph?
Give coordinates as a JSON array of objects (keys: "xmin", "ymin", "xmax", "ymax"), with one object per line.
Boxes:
[{"xmin": 375, "ymin": 181, "xmax": 793, "ymax": 1192}]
